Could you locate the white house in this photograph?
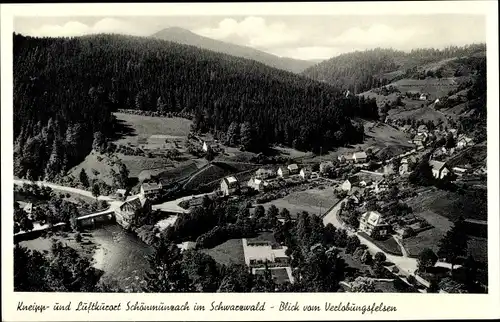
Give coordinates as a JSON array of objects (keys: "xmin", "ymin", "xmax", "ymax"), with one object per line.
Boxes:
[
  {"xmin": 287, "ymin": 164, "xmax": 299, "ymax": 174},
  {"xmin": 221, "ymin": 176, "xmax": 240, "ymax": 196},
  {"xmin": 359, "ymin": 211, "xmax": 391, "ymax": 239},
  {"xmin": 457, "ymin": 135, "xmax": 474, "ymax": 149},
  {"xmin": 277, "ymin": 167, "xmax": 290, "ymax": 178},
  {"xmin": 419, "ymin": 93, "xmax": 428, "ymax": 101},
  {"xmin": 299, "ymin": 167, "xmax": 312, "ymax": 179},
  {"xmin": 341, "ymin": 176, "xmax": 360, "ymax": 192},
  {"xmin": 429, "ymin": 160, "xmax": 451, "ymax": 179}
]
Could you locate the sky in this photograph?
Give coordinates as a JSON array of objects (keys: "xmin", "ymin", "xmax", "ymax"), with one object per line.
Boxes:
[{"xmin": 14, "ymin": 15, "xmax": 486, "ymax": 61}]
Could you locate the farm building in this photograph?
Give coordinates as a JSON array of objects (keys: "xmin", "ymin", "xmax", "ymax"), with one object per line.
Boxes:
[
  {"xmin": 277, "ymin": 167, "xmax": 290, "ymax": 178},
  {"xmin": 140, "ymin": 182, "xmax": 162, "ymax": 199},
  {"xmin": 299, "ymin": 167, "xmax": 312, "ymax": 179},
  {"xmin": 353, "ymin": 152, "xmax": 368, "ymax": 163},
  {"xmin": 220, "ymin": 176, "xmax": 240, "ymax": 196},
  {"xmin": 287, "ymin": 164, "xmax": 299, "ymax": 174},
  {"xmin": 429, "ymin": 160, "xmax": 451, "ymax": 179},
  {"xmin": 338, "ymin": 154, "xmax": 354, "ymax": 164},
  {"xmin": 419, "ymin": 93, "xmax": 429, "ymax": 101},
  {"xmin": 359, "ymin": 211, "xmax": 391, "ymax": 239}
]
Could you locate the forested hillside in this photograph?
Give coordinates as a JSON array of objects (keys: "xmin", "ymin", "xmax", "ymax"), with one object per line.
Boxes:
[
  {"xmin": 302, "ymin": 44, "xmax": 486, "ymax": 94},
  {"xmin": 13, "ymin": 33, "xmax": 378, "ymax": 181}
]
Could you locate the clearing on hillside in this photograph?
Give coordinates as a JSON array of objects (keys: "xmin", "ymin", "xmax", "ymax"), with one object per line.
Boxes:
[
  {"xmin": 111, "ymin": 112, "xmax": 192, "ymax": 146},
  {"xmin": 201, "ymin": 238, "xmax": 245, "ymax": 265}
]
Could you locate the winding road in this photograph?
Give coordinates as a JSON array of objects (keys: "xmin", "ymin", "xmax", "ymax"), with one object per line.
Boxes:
[{"xmin": 322, "ymin": 197, "xmax": 419, "ymax": 276}]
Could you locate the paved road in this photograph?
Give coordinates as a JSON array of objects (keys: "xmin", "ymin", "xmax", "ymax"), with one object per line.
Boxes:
[
  {"xmin": 322, "ymin": 197, "xmax": 418, "ymax": 275},
  {"xmin": 14, "ymin": 179, "xmax": 116, "ymax": 202}
]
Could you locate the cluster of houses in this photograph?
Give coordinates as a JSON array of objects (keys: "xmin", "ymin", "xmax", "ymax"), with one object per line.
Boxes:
[
  {"xmin": 220, "ymin": 163, "xmax": 319, "ymax": 197},
  {"xmin": 341, "ymin": 170, "xmax": 389, "ymax": 195}
]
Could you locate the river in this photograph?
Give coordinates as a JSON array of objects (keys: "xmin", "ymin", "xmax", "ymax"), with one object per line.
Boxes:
[{"xmin": 19, "ymin": 223, "xmax": 154, "ymax": 292}]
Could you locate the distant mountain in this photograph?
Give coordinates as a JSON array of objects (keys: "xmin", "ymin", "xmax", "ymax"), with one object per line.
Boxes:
[{"xmin": 151, "ymin": 27, "xmax": 315, "ymax": 73}]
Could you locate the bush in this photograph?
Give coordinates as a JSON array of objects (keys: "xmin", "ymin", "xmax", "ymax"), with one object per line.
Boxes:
[
  {"xmin": 374, "ymin": 252, "xmax": 387, "ymax": 263},
  {"xmin": 407, "ymin": 275, "xmax": 417, "ymax": 285}
]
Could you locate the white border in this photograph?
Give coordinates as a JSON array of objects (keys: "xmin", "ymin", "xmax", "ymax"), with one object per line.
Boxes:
[{"xmin": 2, "ymin": 2, "xmax": 499, "ymax": 321}]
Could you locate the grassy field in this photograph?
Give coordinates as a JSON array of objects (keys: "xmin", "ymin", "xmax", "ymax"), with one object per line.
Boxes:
[
  {"xmin": 112, "ymin": 112, "xmax": 192, "ymax": 146},
  {"xmin": 201, "ymin": 238, "xmax": 245, "ymax": 265},
  {"xmin": 404, "ymin": 188, "xmax": 488, "ymax": 260},
  {"xmin": 358, "ymin": 232, "xmax": 403, "ymax": 256},
  {"xmin": 261, "ymin": 187, "xmax": 340, "ymax": 218},
  {"xmin": 118, "ymin": 154, "xmax": 176, "ymax": 178}
]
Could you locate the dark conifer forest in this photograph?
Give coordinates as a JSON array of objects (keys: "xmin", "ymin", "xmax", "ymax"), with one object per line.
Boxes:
[{"xmin": 13, "ymin": 33, "xmax": 378, "ymax": 180}]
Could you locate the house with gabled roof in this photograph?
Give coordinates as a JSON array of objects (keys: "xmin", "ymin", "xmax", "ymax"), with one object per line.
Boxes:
[
  {"xmin": 353, "ymin": 152, "xmax": 368, "ymax": 163},
  {"xmin": 277, "ymin": 167, "xmax": 290, "ymax": 178},
  {"xmin": 299, "ymin": 167, "xmax": 312, "ymax": 179},
  {"xmin": 140, "ymin": 182, "xmax": 162, "ymax": 199},
  {"xmin": 429, "ymin": 160, "xmax": 451, "ymax": 179},
  {"xmin": 359, "ymin": 211, "xmax": 391, "ymax": 239},
  {"xmin": 221, "ymin": 176, "xmax": 240, "ymax": 196},
  {"xmin": 287, "ymin": 163, "xmax": 299, "ymax": 174},
  {"xmin": 341, "ymin": 176, "xmax": 360, "ymax": 192}
]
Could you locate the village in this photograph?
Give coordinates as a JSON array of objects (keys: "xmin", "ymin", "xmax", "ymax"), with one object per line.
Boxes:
[{"xmin": 88, "ymin": 115, "xmax": 485, "ymax": 291}]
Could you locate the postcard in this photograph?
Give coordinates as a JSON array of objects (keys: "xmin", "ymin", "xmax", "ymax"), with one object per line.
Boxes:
[{"xmin": 1, "ymin": 1, "xmax": 499, "ymax": 321}]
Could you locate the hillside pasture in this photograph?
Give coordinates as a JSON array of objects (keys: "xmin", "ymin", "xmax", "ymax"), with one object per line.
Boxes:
[
  {"xmin": 390, "ymin": 78, "xmax": 460, "ymax": 99},
  {"xmin": 111, "ymin": 112, "xmax": 192, "ymax": 146},
  {"xmin": 403, "ymin": 187, "xmax": 488, "ymax": 261},
  {"xmin": 183, "ymin": 161, "xmax": 258, "ymax": 191},
  {"xmin": 301, "ymin": 120, "xmax": 413, "ymax": 163}
]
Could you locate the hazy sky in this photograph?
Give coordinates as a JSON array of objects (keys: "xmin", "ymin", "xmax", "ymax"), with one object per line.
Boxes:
[{"xmin": 14, "ymin": 15, "xmax": 486, "ymax": 60}]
